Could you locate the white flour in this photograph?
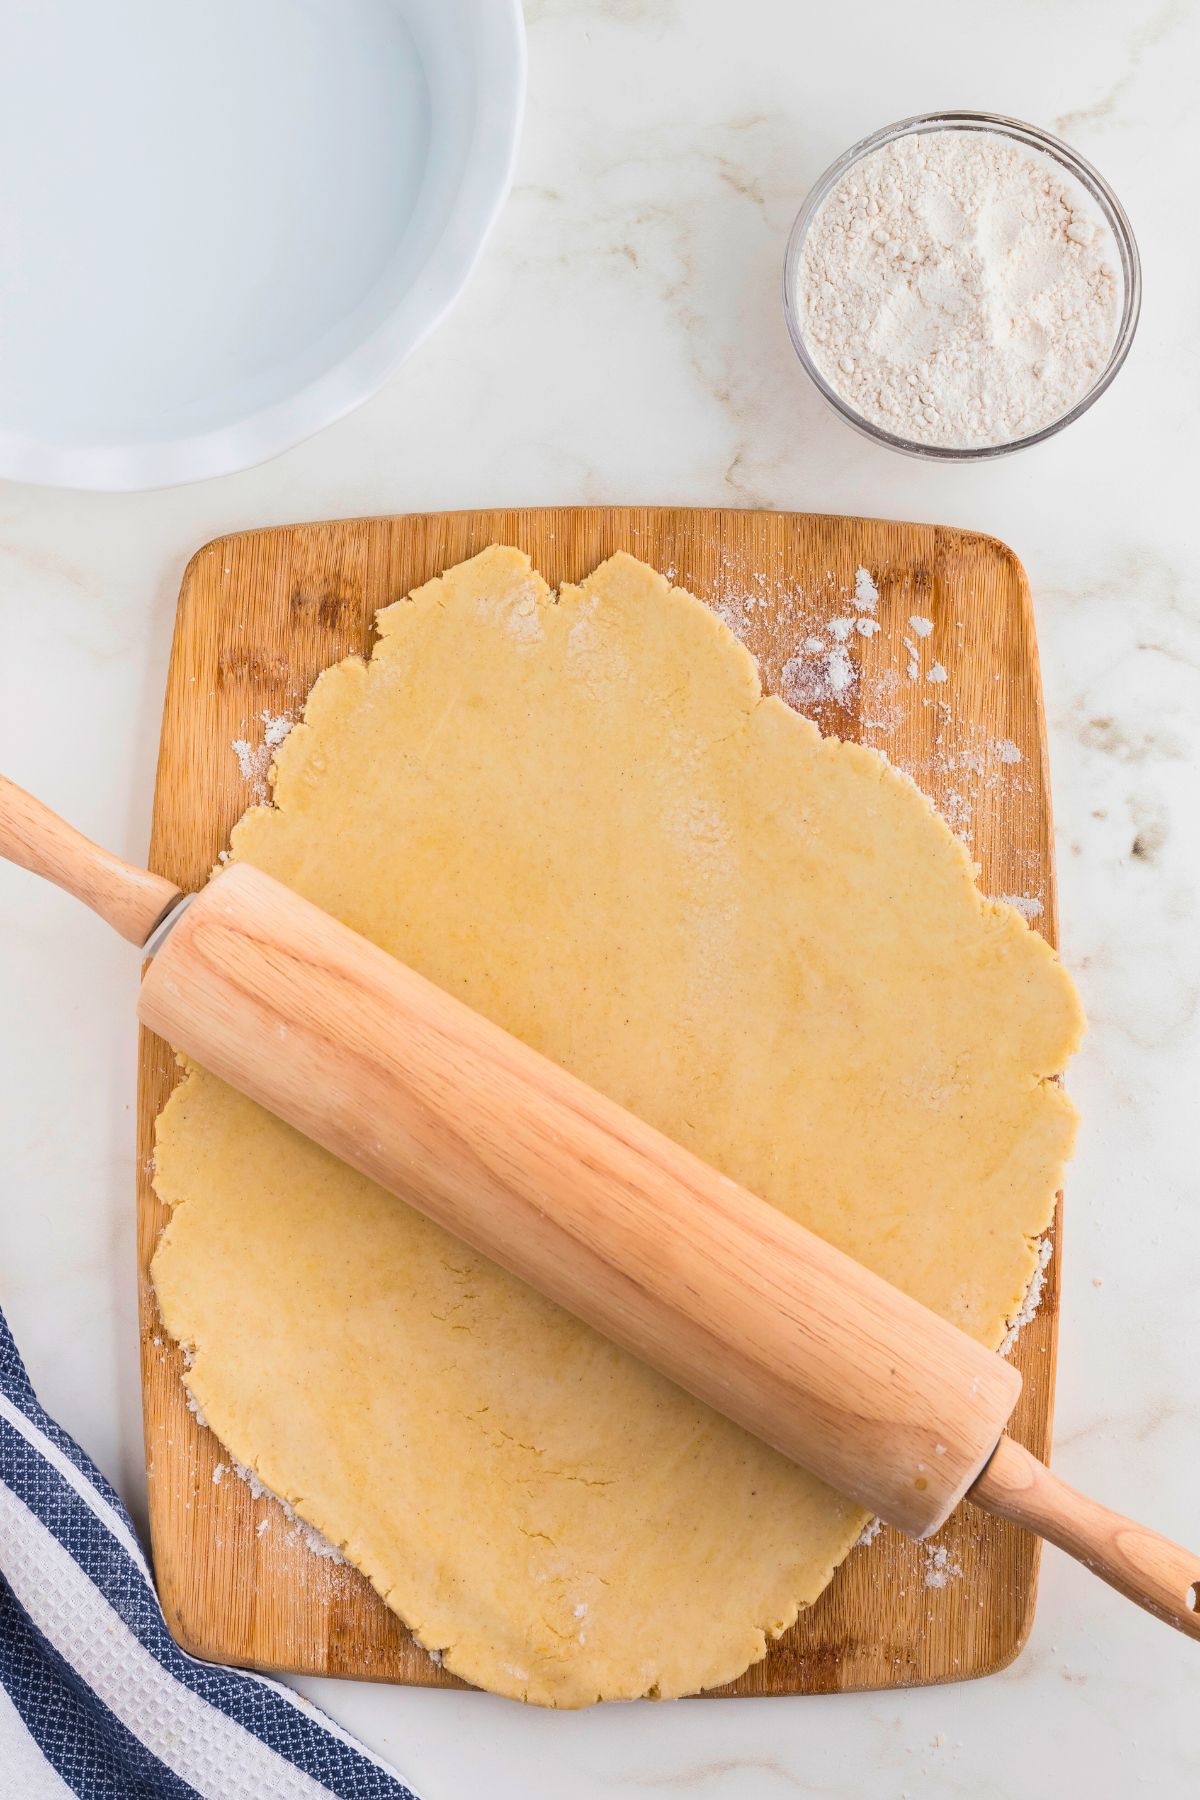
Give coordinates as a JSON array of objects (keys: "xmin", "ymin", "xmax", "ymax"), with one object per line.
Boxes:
[
  {"xmin": 782, "ymin": 642, "xmax": 857, "ymax": 709},
  {"xmin": 795, "ymin": 129, "xmax": 1121, "ymax": 448},
  {"xmin": 999, "ymin": 1236, "xmax": 1053, "ymax": 1354},
  {"xmin": 854, "ymin": 566, "xmax": 879, "ymax": 609},
  {"xmin": 997, "ymin": 892, "xmax": 1044, "ymax": 921},
  {"xmin": 231, "ymin": 708, "xmax": 296, "ymax": 803},
  {"xmin": 921, "ymin": 1543, "xmax": 963, "ymax": 1589},
  {"xmin": 739, "ymin": 562, "xmax": 1046, "ymax": 872},
  {"xmin": 230, "ymin": 1456, "xmax": 347, "ymax": 1563}
]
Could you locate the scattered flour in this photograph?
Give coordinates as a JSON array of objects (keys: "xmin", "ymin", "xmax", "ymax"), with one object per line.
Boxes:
[
  {"xmin": 712, "ymin": 558, "xmax": 1027, "ymax": 860},
  {"xmin": 856, "ymin": 1517, "xmax": 884, "ymax": 1548},
  {"xmin": 231, "ymin": 708, "xmax": 297, "ymax": 803},
  {"xmin": 1000, "ymin": 1236, "xmax": 1053, "ymax": 1354},
  {"xmin": 997, "ymin": 893, "xmax": 1044, "ymax": 921},
  {"xmin": 938, "ymin": 788, "xmax": 972, "ymax": 835},
  {"xmin": 183, "ymin": 1388, "xmax": 208, "ymax": 1430},
  {"xmin": 230, "ymin": 739, "xmax": 258, "ymax": 782},
  {"xmin": 922, "ymin": 1543, "xmax": 963, "ymax": 1589},
  {"xmin": 262, "ymin": 711, "xmax": 294, "ymax": 749},
  {"xmin": 712, "ymin": 594, "xmax": 754, "ymax": 644},
  {"xmin": 854, "ymin": 566, "xmax": 879, "ymax": 609},
  {"xmin": 782, "ymin": 644, "xmax": 858, "ymax": 709},
  {"xmin": 825, "ymin": 645, "xmax": 857, "ymax": 698},
  {"xmin": 479, "ymin": 586, "xmax": 545, "ymax": 646},
  {"xmin": 229, "ymin": 1457, "xmax": 347, "ymax": 1563},
  {"xmin": 171, "ymin": 1366, "xmax": 341, "ymax": 1562}
]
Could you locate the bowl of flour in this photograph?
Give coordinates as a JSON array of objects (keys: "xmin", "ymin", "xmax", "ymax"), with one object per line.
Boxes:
[{"xmin": 783, "ymin": 111, "xmax": 1140, "ymax": 458}]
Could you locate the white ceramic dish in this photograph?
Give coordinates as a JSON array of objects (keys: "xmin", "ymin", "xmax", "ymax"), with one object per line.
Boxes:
[{"xmin": 0, "ymin": 0, "xmax": 525, "ymax": 490}]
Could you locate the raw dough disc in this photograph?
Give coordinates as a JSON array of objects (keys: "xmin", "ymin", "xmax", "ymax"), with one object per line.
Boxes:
[{"xmin": 152, "ymin": 548, "xmax": 1083, "ymax": 1707}]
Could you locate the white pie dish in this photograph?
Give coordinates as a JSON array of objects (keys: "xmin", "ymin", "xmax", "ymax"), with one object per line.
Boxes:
[{"xmin": 0, "ymin": 0, "xmax": 525, "ymax": 490}]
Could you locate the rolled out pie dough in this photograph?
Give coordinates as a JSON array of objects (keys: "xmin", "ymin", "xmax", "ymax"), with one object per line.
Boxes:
[{"xmin": 152, "ymin": 548, "xmax": 1084, "ymax": 1707}]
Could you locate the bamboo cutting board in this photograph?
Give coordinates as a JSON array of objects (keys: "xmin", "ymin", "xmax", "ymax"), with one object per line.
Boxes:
[{"xmin": 138, "ymin": 506, "xmax": 1062, "ymax": 1697}]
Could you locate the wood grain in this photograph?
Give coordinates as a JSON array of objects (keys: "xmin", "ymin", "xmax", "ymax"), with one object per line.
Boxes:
[
  {"xmin": 970, "ymin": 1437, "xmax": 1200, "ymax": 1642},
  {"xmin": 138, "ymin": 506, "xmax": 1063, "ymax": 1696},
  {"xmin": 0, "ymin": 773, "xmax": 180, "ymax": 946}
]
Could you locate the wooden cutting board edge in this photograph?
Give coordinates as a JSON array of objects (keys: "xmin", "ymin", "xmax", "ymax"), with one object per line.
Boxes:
[{"xmin": 136, "ymin": 505, "xmax": 1063, "ymax": 1699}]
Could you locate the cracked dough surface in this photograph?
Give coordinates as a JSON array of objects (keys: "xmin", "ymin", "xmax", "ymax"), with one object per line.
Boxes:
[{"xmin": 151, "ymin": 548, "xmax": 1083, "ymax": 1707}]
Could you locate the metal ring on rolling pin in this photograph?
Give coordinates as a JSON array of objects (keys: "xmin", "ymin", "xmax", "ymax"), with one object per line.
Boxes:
[{"xmin": 142, "ymin": 892, "xmax": 197, "ymax": 958}]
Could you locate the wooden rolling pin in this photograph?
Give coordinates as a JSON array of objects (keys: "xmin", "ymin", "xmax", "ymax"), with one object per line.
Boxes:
[{"xmin": 2, "ymin": 772, "xmax": 1197, "ymax": 1643}]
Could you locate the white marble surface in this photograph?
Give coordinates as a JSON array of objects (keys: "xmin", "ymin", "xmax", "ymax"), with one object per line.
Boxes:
[{"xmin": 1, "ymin": 1, "xmax": 1197, "ymax": 1794}]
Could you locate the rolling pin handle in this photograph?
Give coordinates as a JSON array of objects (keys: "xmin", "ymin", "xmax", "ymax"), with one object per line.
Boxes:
[
  {"xmin": 0, "ymin": 773, "xmax": 182, "ymax": 948},
  {"xmin": 969, "ymin": 1434, "xmax": 1200, "ymax": 1643}
]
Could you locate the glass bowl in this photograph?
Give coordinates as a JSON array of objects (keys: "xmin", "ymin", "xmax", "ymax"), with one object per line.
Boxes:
[{"xmin": 782, "ymin": 110, "xmax": 1141, "ymax": 461}]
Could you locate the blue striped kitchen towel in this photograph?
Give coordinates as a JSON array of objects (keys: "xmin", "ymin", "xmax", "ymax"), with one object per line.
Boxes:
[{"xmin": 0, "ymin": 1307, "xmax": 419, "ymax": 1800}]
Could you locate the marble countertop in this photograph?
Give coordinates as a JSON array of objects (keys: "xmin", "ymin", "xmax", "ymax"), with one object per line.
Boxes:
[{"xmin": 1, "ymin": 1, "xmax": 1196, "ymax": 1794}]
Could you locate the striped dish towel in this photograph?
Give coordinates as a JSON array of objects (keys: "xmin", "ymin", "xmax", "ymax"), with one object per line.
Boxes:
[{"xmin": 0, "ymin": 1308, "xmax": 419, "ymax": 1800}]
